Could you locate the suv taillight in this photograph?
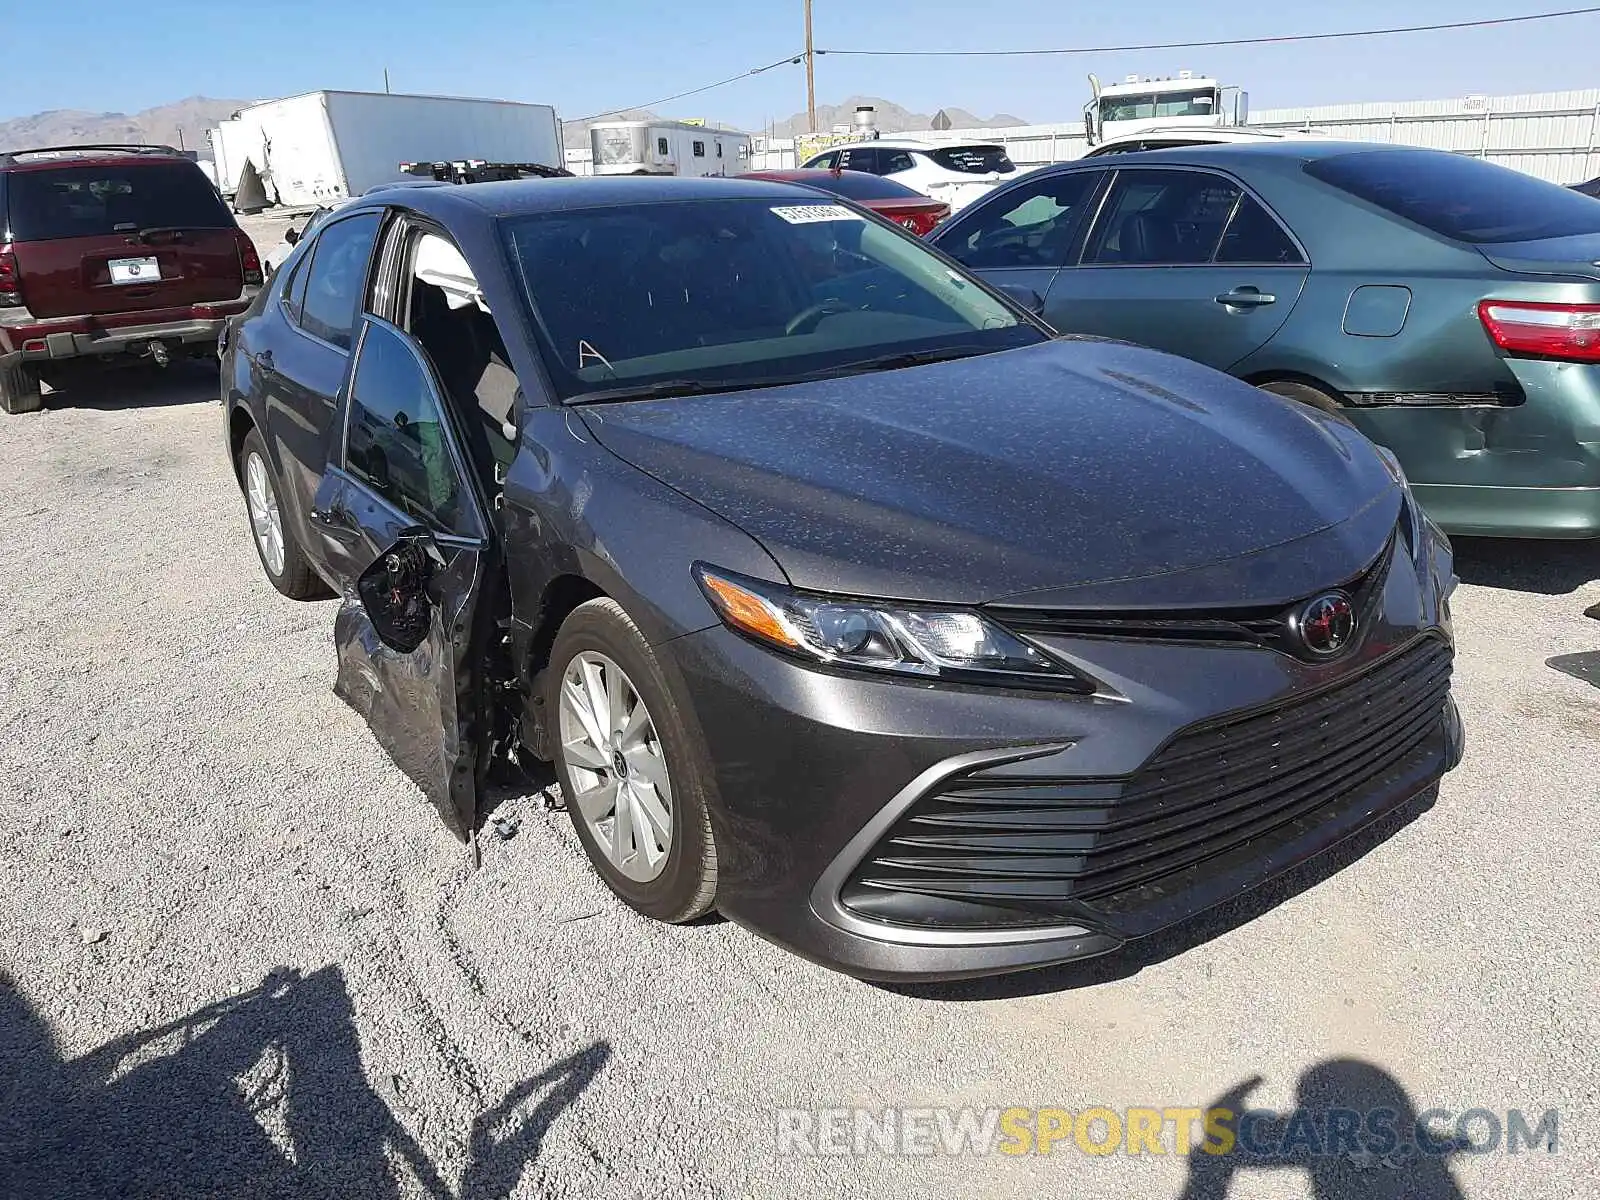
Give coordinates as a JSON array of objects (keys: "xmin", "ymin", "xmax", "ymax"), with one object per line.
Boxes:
[
  {"xmin": 1478, "ymin": 299, "xmax": 1600, "ymax": 364},
  {"xmin": 0, "ymin": 247, "xmax": 21, "ymax": 308},
  {"xmin": 235, "ymin": 232, "xmax": 263, "ymax": 287}
]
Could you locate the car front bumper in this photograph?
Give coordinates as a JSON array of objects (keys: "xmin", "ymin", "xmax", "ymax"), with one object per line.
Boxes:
[{"xmin": 663, "ymin": 539, "xmax": 1462, "ymax": 982}]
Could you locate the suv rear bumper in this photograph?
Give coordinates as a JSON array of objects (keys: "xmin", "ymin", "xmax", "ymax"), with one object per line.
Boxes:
[{"xmin": 0, "ymin": 295, "xmax": 256, "ymax": 362}]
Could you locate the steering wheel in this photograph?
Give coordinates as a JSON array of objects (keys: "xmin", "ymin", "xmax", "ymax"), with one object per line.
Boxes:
[{"xmin": 785, "ymin": 297, "xmax": 851, "ymax": 337}]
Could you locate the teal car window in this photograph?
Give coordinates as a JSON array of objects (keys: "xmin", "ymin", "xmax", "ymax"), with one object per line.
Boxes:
[
  {"xmin": 1305, "ymin": 150, "xmax": 1600, "ymax": 244},
  {"xmin": 948, "ymin": 171, "xmax": 1099, "ymax": 269},
  {"xmin": 1085, "ymin": 169, "xmax": 1244, "ymax": 266},
  {"xmin": 1215, "ymin": 195, "xmax": 1304, "ymax": 265}
]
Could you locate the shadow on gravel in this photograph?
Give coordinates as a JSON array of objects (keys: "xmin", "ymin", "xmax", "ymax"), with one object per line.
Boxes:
[
  {"xmin": 884, "ymin": 785, "xmax": 1439, "ymax": 1003},
  {"xmin": 1175, "ymin": 1059, "xmax": 1470, "ymax": 1200},
  {"xmin": 38, "ymin": 358, "xmax": 219, "ymax": 411},
  {"xmin": 0, "ymin": 965, "xmax": 608, "ymax": 1199},
  {"xmin": 1452, "ymin": 536, "xmax": 1598, "ymax": 596}
]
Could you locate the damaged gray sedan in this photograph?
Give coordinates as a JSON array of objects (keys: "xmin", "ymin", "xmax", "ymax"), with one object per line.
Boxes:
[{"xmin": 221, "ymin": 177, "xmax": 1461, "ymax": 980}]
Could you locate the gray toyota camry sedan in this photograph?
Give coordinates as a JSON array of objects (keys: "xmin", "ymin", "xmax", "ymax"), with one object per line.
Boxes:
[{"xmin": 221, "ymin": 175, "xmax": 1463, "ymax": 980}]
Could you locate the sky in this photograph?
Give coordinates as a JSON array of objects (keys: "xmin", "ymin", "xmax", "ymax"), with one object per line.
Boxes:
[{"xmin": 4, "ymin": 0, "xmax": 1598, "ymax": 128}]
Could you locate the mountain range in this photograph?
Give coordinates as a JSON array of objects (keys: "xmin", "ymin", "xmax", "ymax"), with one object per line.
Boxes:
[
  {"xmin": 0, "ymin": 97, "xmax": 249, "ymax": 156},
  {"xmin": 4, "ymin": 94, "xmax": 1029, "ymax": 158}
]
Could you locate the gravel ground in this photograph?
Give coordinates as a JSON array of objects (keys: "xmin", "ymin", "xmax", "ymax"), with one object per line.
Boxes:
[{"xmin": 0, "ymin": 361, "xmax": 1596, "ymax": 1199}]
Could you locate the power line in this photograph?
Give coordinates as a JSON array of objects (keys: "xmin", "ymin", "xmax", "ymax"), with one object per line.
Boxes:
[
  {"xmin": 572, "ymin": 54, "xmax": 805, "ymax": 125},
  {"xmin": 817, "ymin": 6, "xmax": 1600, "ymax": 57}
]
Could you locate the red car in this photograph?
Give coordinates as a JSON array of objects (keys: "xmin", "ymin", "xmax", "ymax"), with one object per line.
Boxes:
[
  {"xmin": 0, "ymin": 144, "xmax": 262, "ymax": 414},
  {"xmin": 738, "ymin": 168, "xmax": 950, "ymax": 236}
]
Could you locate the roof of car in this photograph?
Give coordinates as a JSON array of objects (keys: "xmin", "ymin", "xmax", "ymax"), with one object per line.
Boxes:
[
  {"xmin": 370, "ymin": 174, "xmax": 831, "ymax": 221},
  {"xmin": 815, "ymin": 138, "xmax": 1003, "ymax": 153},
  {"xmin": 0, "ymin": 144, "xmax": 196, "ymax": 172},
  {"xmin": 1056, "ymin": 139, "xmax": 1436, "ymax": 169}
]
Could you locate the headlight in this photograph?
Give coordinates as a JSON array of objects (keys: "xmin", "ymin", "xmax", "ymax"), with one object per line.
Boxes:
[{"xmin": 694, "ymin": 565, "xmax": 1093, "ymax": 692}]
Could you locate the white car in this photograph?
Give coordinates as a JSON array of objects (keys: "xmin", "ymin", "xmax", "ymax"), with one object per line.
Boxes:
[
  {"xmin": 1081, "ymin": 125, "xmax": 1333, "ymax": 157},
  {"xmin": 801, "ymin": 139, "xmax": 1018, "ymax": 212}
]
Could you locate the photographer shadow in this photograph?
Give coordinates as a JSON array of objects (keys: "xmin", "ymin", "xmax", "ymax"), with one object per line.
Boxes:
[
  {"xmin": 1177, "ymin": 1060, "xmax": 1468, "ymax": 1200},
  {"xmin": 0, "ymin": 965, "xmax": 607, "ymax": 1199}
]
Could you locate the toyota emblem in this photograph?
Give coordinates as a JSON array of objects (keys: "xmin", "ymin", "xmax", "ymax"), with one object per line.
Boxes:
[
  {"xmin": 128, "ymin": 264, "xmax": 142, "ymax": 276},
  {"xmin": 1293, "ymin": 591, "xmax": 1357, "ymax": 657}
]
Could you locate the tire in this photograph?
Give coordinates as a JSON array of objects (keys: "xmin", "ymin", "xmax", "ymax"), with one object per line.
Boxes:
[
  {"xmin": 237, "ymin": 427, "xmax": 325, "ymax": 600},
  {"xmin": 0, "ymin": 359, "xmax": 43, "ymax": 415},
  {"xmin": 1258, "ymin": 379, "xmax": 1349, "ymax": 419},
  {"xmin": 547, "ymin": 598, "xmax": 718, "ymax": 923}
]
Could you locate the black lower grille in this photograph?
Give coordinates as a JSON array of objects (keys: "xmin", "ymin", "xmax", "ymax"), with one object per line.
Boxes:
[{"xmin": 840, "ymin": 637, "xmax": 1453, "ymax": 930}]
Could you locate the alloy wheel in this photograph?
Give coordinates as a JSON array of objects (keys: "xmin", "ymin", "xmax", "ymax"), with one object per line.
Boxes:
[
  {"xmin": 244, "ymin": 452, "xmax": 286, "ymax": 577},
  {"xmin": 558, "ymin": 651, "xmax": 674, "ymax": 883}
]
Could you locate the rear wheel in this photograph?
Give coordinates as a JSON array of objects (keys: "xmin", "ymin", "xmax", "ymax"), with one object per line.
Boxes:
[
  {"xmin": 238, "ymin": 427, "xmax": 326, "ymax": 600},
  {"xmin": 0, "ymin": 359, "xmax": 43, "ymax": 415},
  {"xmin": 1258, "ymin": 379, "xmax": 1348, "ymax": 418},
  {"xmin": 548, "ymin": 598, "xmax": 718, "ymax": 923}
]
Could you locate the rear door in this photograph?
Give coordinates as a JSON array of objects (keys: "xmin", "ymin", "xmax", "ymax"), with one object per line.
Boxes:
[
  {"xmin": 932, "ymin": 168, "xmax": 1105, "ymax": 310},
  {"xmin": 1042, "ymin": 166, "xmax": 1309, "ymax": 369},
  {"xmin": 5, "ymin": 158, "xmax": 245, "ymax": 318},
  {"xmin": 311, "ymin": 315, "xmax": 496, "ymax": 842}
]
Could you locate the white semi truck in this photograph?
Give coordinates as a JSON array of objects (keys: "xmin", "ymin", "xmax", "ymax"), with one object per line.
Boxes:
[{"xmin": 1083, "ymin": 72, "xmax": 1249, "ymax": 147}]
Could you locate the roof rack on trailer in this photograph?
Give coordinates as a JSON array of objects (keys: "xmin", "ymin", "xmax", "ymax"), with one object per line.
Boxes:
[
  {"xmin": 0, "ymin": 144, "xmax": 184, "ymax": 166},
  {"xmin": 398, "ymin": 159, "xmax": 575, "ymax": 184}
]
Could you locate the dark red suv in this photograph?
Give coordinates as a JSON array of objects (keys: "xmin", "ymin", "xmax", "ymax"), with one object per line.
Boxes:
[{"xmin": 0, "ymin": 144, "xmax": 263, "ymax": 414}]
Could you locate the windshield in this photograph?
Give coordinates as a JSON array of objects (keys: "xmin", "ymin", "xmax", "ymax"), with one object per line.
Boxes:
[
  {"xmin": 928, "ymin": 146, "xmax": 1016, "ymax": 175},
  {"xmin": 5, "ymin": 161, "xmax": 231, "ymax": 240},
  {"xmin": 503, "ymin": 197, "xmax": 1042, "ymax": 401},
  {"xmin": 1100, "ymin": 89, "xmax": 1218, "ymax": 122},
  {"xmin": 1304, "ymin": 150, "xmax": 1600, "ymax": 244}
]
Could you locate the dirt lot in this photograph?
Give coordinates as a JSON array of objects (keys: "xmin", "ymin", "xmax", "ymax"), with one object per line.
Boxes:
[{"xmin": 0, "ymin": 352, "xmax": 1596, "ymax": 1198}]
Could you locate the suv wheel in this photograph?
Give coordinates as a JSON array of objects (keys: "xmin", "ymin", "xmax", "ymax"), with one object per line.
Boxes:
[
  {"xmin": 0, "ymin": 360, "xmax": 43, "ymax": 415},
  {"xmin": 548, "ymin": 598, "xmax": 718, "ymax": 923},
  {"xmin": 238, "ymin": 427, "xmax": 328, "ymax": 600}
]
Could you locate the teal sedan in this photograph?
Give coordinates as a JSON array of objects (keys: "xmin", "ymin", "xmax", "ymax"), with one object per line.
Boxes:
[{"xmin": 931, "ymin": 142, "xmax": 1600, "ymax": 539}]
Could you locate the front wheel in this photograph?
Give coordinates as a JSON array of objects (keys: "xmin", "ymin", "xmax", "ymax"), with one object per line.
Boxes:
[
  {"xmin": 548, "ymin": 598, "xmax": 718, "ymax": 923},
  {"xmin": 238, "ymin": 427, "xmax": 327, "ymax": 600}
]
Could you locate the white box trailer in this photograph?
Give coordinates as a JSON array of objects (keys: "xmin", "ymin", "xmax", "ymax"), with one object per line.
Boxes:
[
  {"xmin": 207, "ymin": 116, "xmax": 268, "ymax": 199},
  {"xmin": 228, "ymin": 90, "xmax": 563, "ymax": 208}
]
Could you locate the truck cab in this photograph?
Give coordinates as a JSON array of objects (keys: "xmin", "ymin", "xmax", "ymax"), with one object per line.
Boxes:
[{"xmin": 1084, "ymin": 72, "xmax": 1248, "ymax": 146}]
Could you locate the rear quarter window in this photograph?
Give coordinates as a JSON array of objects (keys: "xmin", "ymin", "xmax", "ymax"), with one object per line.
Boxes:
[
  {"xmin": 5, "ymin": 161, "xmax": 231, "ymax": 241},
  {"xmin": 929, "ymin": 146, "xmax": 1016, "ymax": 175},
  {"xmin": 1304, "ymin": 150, "xmax": 1600, "ymax": 244}
]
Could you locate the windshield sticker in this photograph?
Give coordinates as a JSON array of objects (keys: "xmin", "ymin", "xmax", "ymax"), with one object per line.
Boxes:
[{"xmin": 769, "ymin": 205, "xmax": 865, "ymax": 225}]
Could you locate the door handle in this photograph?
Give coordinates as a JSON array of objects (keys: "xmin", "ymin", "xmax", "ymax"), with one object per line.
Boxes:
[
  {"xmin": 1215, "ymin": 287, "xmax": 1276, "ymax": 309},
  {"xmin": 310, "ymin": 501, "xmax": 361, "ymax": 543},
  {"xmin": 255, "ymin": 349, "xmax": 276, "ymax": 375}
]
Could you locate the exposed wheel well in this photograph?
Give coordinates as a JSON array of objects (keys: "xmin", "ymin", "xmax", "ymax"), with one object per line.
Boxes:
[
  {"xmin": 227, "ymin": 406, "xmax": 257, "ymax": 480},
  {"xmin": 1240, "ymin": 370, "xmax": 1349, "ymax": 405},
  {"xmin": 522, "ymin": 575, "xmax": 608, "ymax": 759}
]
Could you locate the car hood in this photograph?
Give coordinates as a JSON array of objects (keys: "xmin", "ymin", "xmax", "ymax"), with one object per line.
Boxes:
[{"xmin": 579, "ymin": 340, "xmax": 1401, "ymax": 606}]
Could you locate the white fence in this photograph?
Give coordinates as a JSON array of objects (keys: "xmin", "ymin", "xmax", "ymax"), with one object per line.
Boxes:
[{"xmin": 744, "ymin": 87, "xmax": 1600, "ymax": 185}]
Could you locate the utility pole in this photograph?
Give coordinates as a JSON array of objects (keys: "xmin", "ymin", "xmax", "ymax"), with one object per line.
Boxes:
[
  {"xmin": 384, "ymin": 68, "xmax": 392, "ymax": 95},
  {"xmin": 804, "ymin": 0, "xmax": 816, "ymax": 133}
]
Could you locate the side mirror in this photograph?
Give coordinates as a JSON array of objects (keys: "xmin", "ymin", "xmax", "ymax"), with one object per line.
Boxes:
[
  {"xmin": 284, "ymin": 226, "xmax": 301, "ymax": 246},
  {"xmin": 356, "ymin": 531, "xmax": 443, "ymax": 653},
  {"xmin": 998, "ymin": 284, "xmax": 1046, "ymax": 316}
]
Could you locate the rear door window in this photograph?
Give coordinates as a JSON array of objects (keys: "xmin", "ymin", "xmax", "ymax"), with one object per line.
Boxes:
[
  {"xmin": 1083, "ymin": 169, "xmax": 1243, "ymax": 265},
  {"xmin": 1304, "ymin": 150, "xmax": 1600, "ymax": 243},
  {"xmin": 836, "ymin": 147, "xmax": 880, "ymax": 173},
  {"xmin": 928, "ymin": 146, "xmax": 1016, "ymax": 175},
  {"xmin": 4, "ymin": 162, "xmax": 231, "ymax": 240},
  {"xmin": 299, "ymin": 212, "xmax": 382, "ymax": 351},
  {"xmin": 1215, "ymin": 195, "xmax": 1304, "ymax": 264}
]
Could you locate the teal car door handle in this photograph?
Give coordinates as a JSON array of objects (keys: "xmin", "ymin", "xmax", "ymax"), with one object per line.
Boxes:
[{"xmin": 1215, "ymin": 287, "xmax": 1277, "ymax": 309}]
